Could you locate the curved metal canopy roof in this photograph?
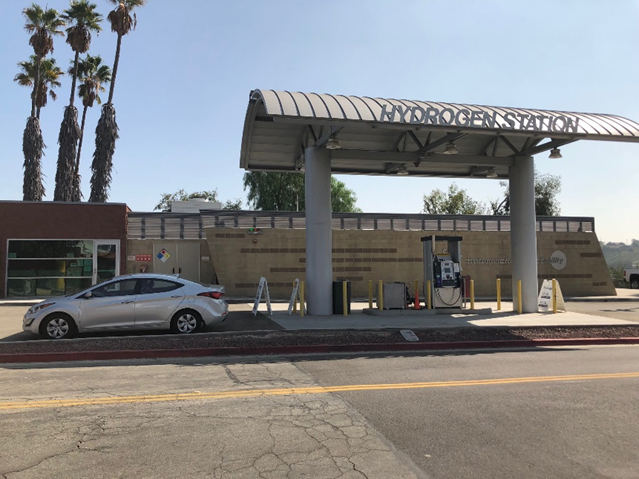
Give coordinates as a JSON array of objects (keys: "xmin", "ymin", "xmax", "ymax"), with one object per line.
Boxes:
[{"xmin": 240, "ymin": 89, "xmax": 639, "ymax": 179}]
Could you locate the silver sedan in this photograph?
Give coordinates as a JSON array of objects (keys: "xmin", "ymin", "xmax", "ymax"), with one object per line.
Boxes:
[{"xmin": 23, "ymin": 274, "xmax": 229, "ymax": 339}]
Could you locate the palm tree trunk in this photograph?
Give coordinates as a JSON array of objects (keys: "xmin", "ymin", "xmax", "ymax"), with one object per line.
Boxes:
[
  {"xmin": 71, "ymin": 104, "xmax": 89, "ymax": 201},
  {"xmin": 89, "ymin": 33, "xmax": 122, "ymax": 203},
  {"xmin": 54, "ymin": 105, "xmax": 80, "ymax": 201},
  {"xmin": 31, "ymin": 55, "xmax": 41, "ymax": 118},
  {"xmin": 89, "ymin": 103, "xmax": 118, "ymax": 202},
  {"xmin": 76, "ymin": 104, "xmax": 88, "ymax": 176},
  {"xmin": 22, "ymin": 117, "xmax": 45, "ymax": 201},
  {"xmin": 107, "ymin": 34, "xmax": 122, "ymax": 104},
  {"xmin": 69, "ymin": 50, "xmax": 79, "ymax": 107}
]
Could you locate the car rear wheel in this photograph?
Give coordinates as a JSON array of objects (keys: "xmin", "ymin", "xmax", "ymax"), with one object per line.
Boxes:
[
  {"xmin": 41, "ymin": 314, "xmax": 76, "ymax": 339},
  {"xmin": 631, "ymin": 278, "xmax": 639, "ymax": 289},
  {"xmin": 171, "ymin": 310, "xmax": 202, "ymax": 334}
]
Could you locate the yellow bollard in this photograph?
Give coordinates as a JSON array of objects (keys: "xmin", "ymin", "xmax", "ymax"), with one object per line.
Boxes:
[
  {"xmin": 293, "ymin": 281, "xmax": 297, "ymax": 313},
  {"xmin": 517, "ymin": 280, "xmax": 522, "ymax": 314},
  {"xmin": 343, "ymin": 280, "xmax": 348, "ymax": 317},
  {"xmin": 552, "ymin": 279, "xmax": 557, "ymax": 314},
  {"xmin": 368, "ymin": 280, "xmax": 373, "ymax": 310},
  {"xmin": 496, "ymin": 278, "xmax": 501, "ymax": 311},
  {"xmin": 426, "ymin": 280, "xmax": 432, "ymax": 309},
  {"xmin": 299, "ymin": 281, "xmax": 305, "ymax": 317},
  {"xmin": 378, "ymin": 280, "xmax": 384, "ymax": 310},
  {"xmin": 470, "ymin": 279, "xmax": 475, "ymax": 310}
]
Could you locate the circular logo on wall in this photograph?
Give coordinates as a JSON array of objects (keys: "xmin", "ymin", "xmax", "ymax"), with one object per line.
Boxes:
[{"xmin": 550, "ymin": 250, "xmax": 567, "ymax": 270}]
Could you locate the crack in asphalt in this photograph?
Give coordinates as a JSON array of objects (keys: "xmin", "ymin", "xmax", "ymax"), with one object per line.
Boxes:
[{"xmin": 1, "ymin": 362, "xmax": 423, "ymax": 478}]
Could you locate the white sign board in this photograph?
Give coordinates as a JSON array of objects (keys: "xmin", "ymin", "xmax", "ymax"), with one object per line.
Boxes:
[
  {"xmin": 538, "ymin": 279, "xmax": 566, "ymax": 313},
  {"xmin": 252, "ymin": 277, "xmax": 272, "ymax": 316}
]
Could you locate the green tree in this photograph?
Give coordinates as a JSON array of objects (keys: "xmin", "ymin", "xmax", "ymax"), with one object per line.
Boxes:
[
  {"xmin": 608, "ymin": 262, "xmax": 628, "ymax": 288},
  {"xmin": 242, "ymin": 172, "xmax": 361, "ymax": 212},
  {"xmin": 14, "ymin": 56, "xmax": 64, "ymax": 119},
  {"xmin": 54, "ymin": 0, "xmax": 102, "ymax": 202},
  {"xmin": 21, "ymin": 3, "xmax": 65, "ymax": 201},
  {"xmin": 89, "ymin": 0, "xmax": 146, "ymax": 203},
  {"xmin": 70, "ymin": 54, "xmax": 111, "ymax": 201},
  {"xmin": 154, "ymin": 190, "xmax": 242, "ymax": 212},
  {"xmin": 490, "ymin": 170, "xmax": 562, "ymax": 216},
  {"xmin": 422, "ymin": 183, "xmax": 486, "ymax": 214}
]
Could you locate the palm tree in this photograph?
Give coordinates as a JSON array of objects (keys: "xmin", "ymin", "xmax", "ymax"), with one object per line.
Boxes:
[
  {"xmin": 14, "ymin": 56, "xmax": 64, "ymax": 119},
  {"xmin": 70, "ymin": 55, "xmax": 111, "ymax": 201},
  {"xmin": 89, "ymin": 0, "xmax": 146, "ymax": 203},
  {"xmin": 21, "ymin": 3, "xmax": 65, "ymax": 201},
  {"xmin": 54, "ymin": 1, "xmax": 102, "ymax": 202}
]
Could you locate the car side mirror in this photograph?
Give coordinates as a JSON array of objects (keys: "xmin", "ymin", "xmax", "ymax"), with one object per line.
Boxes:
[{"xmin": 84, "ymin": 291, "xmax": 93, "ymax": 299}]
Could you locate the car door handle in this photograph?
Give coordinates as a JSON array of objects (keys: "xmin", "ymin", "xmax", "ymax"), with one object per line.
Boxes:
[
  {"xmin": 121, "ymin": 300, "xmax": 134, "ymax": 304},
  {"xmin": 170, "ymin": 295, "xmax": 181, "ymax": 298}
]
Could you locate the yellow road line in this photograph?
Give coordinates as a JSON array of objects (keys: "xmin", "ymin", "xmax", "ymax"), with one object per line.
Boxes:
[{"xmin": 1, "ymin": 372, "xmax": 638, "ymax": 411}]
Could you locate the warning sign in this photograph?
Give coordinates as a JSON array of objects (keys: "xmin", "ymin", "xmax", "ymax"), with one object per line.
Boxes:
[{"xmin": 156, "ymin": 249, "xmax": 171, "ymax": 263}]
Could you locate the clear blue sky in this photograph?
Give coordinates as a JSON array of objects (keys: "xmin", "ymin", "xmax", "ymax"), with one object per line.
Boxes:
[{"xmin": 2, "ymin": 0, "xmax": 638, "ymax": 243}]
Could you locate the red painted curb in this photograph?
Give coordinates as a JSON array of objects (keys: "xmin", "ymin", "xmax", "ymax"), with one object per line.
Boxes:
[{"xmin": 1, "ymin": 337, "xmax": 638, "ymax": 364}]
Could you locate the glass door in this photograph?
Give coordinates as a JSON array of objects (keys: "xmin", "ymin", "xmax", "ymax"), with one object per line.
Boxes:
[{"xmin": 93, "ymin": 240, "xmax": 120, "ymax": 284}]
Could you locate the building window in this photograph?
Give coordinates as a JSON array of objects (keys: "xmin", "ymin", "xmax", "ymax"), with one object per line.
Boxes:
[{"xmin": 6, "ymin": 240, "xmax": 94, "ymax": 297}]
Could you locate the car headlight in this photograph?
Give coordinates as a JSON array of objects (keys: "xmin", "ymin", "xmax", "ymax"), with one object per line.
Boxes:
[{"xmin": 27, "ymin": 302, "xmax": 55, "ymax": 314}]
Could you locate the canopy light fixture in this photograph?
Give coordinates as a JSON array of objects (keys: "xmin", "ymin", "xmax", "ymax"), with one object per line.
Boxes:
[
  {"xmin": 471, "ymin": 166, "xmax": 498, "ymax": 178},
  {"xmin": 549, "ymin": 148, "xmax": 562, "ymax": 159},
  {"xmin": 325, "ymin": 135, "xmax": 342, "ymax": 150},
  {"xmin": 396, "ymin": 165, "xmax": 409, "ymax": 176},
  {"xmin": 443, "ymin": 141, "xmax": 458, "ymax": 155},
  {"xmin": 386, "ymin": 163, "xmax": 409, "ymax": 175}
]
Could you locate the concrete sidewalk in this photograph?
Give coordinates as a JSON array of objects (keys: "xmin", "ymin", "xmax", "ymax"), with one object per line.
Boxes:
[{"xmin": 253, "ymin": 299, "xmax": 638, "ymax": 331}]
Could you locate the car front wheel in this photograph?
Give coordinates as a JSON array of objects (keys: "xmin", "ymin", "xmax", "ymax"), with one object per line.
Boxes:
[
  {"xmin": 631, "ymin": 278, "xmax": 639, "ymax": 289},
  {"xmin": 171, "ymin": 310, "xmax": 202, "ymax": 334},
  {"xmin": 41, "ymin": 314, "xmax": 76, "ymax": 339}
]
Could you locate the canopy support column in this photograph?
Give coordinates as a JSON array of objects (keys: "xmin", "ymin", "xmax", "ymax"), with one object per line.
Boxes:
[
  {"xmin": 304, "ymin": 147, "xmax": 333, "ymax": 315},
  {"xmin": 509, "ymin": 155, "xmax": 538, "ymax": 313}
]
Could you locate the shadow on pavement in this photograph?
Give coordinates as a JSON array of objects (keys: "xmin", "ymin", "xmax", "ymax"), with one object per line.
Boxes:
[{"xmin": 207, "ymin": 310, "xmax": 284, "ymax": 332}]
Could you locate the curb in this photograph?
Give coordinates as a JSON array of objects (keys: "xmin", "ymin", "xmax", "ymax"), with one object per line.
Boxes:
[{"xmin": 1, "ymin": 337, "xmax": 638, "ymax": 364}]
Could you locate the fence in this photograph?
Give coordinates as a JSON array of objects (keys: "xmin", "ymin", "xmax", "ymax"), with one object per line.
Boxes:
[{"xmin": 127, "ymin": 210, "xmax": 595, "ymax": 240}]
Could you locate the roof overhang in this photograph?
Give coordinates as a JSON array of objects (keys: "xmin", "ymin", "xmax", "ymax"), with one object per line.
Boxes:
[{"xmin": 240, "ymin": 90, "xmax": 639, "ymax": 179}]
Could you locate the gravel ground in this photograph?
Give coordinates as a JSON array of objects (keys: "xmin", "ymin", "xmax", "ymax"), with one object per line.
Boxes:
[{"xmin": 1, "ymin": 326, "xmax": 639, "ymax": 356}]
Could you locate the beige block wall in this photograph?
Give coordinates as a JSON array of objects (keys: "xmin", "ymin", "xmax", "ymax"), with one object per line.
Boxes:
[{"xmin": 205, "ymin": 228, "xmax": 614, "ymax": 299}]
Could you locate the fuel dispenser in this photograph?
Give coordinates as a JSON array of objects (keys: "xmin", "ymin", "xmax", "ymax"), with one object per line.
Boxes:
[{"xmin": 422, "ymin": 236, "xmax": 463, "ymax": 308}]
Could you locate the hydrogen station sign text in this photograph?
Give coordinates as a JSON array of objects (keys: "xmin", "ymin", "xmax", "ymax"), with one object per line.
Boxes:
[{"xmin": 379, "ymin": 104, "xmax": 581, "ymax": 134}]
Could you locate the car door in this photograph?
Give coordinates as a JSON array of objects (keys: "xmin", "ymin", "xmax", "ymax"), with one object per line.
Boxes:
[
  {"xmin": 134, "ymin": 278, "xmax": 186, "ymax": 328},
  {"xmin": 78, "ymin": 279, "xmax": 138, "ymax": 330}
]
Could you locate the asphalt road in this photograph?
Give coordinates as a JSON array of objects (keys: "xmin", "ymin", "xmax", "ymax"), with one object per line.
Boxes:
[
  {"xmin": 1, "ymin": 346, "xmax": 638, "ymax": 478},
  {"xmin": 299, "ymin": 346, "xmax": 639, "ymax": 479}
]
